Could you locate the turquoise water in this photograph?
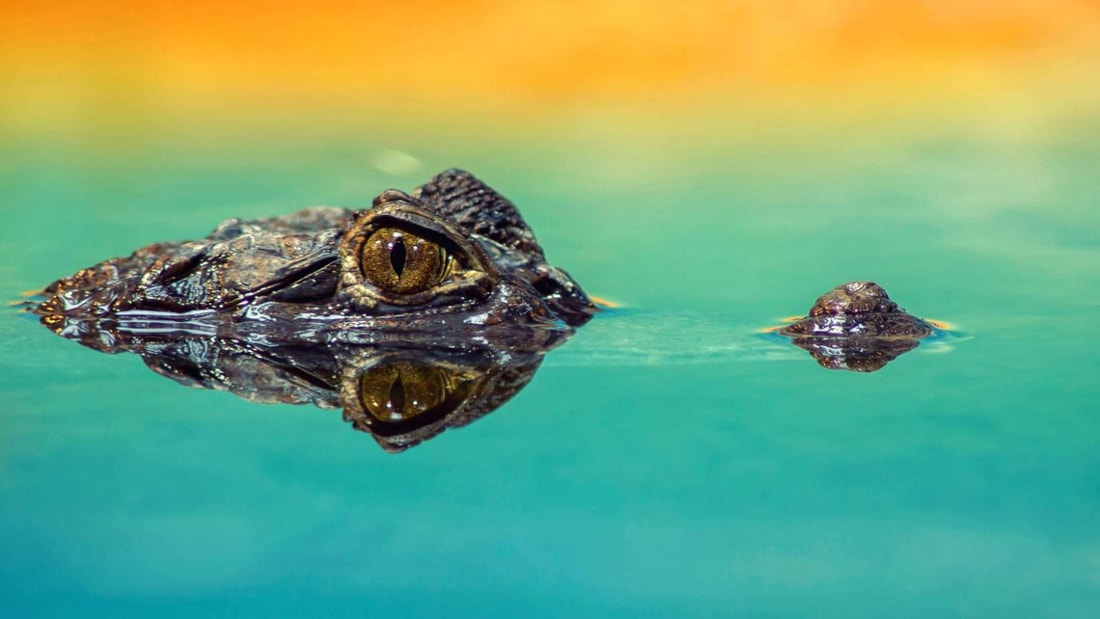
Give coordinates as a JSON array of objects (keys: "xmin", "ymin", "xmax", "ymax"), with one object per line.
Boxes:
[{"xmin": 2, "ymin": 124, "xmax": 1100, "ymax": 617}]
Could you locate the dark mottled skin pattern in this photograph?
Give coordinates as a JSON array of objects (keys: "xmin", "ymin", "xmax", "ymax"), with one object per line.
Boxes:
[
  {"xmin": 778, "ymin": 281, "xmax": 934, "ymax": 372},
  {"xmin": 34, "ymin": 169, "xmax": 596, "ymax": 340}
]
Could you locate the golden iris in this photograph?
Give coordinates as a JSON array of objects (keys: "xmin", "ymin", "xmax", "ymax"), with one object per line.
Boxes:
[
  {"xmin": 359, "ymin": 227, "xmax": 453, "ymax": 295},
  {"xmin": 357, "ymin": 362, "xmax": 451, "ymax": 422}
]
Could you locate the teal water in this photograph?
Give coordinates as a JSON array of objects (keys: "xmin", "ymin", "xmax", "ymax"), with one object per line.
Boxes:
[{"xmin": 2, "ymin": 125, "xmax": 1099, "ymax": 617}]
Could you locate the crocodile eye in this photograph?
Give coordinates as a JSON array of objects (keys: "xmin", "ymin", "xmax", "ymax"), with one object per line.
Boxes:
[
  {"xmin": 357, "ymin": 362, "xmax": 451, "ymax": 422},
  {"xmin": 339, "ymin": 202, "xmax": 498, "ymax": 309},
  {"xmin": 359, "ymin": 227, "xmax": 454, "ymax": 295}
]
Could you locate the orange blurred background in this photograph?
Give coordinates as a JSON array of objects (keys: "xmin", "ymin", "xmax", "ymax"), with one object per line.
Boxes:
[{"xmin": 2, "ymin": 0, "xmax": 1099, "ymax": 144}]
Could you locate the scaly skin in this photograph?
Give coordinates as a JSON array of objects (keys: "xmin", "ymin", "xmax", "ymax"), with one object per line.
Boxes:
[{"xmin": 34, "ymin": 169, "xmax": 597, "ymax": 340}]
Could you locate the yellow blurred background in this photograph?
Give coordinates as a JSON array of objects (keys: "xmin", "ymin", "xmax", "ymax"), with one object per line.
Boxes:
[{"xmin": 3, "ymin": 0, "xmax": 1099, "ymax": 143}]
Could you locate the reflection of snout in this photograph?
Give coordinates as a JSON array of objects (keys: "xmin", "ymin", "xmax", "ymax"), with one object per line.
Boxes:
[{"xmin": 789, "ymin": 335, "xmax": 922, "ymax": 373}]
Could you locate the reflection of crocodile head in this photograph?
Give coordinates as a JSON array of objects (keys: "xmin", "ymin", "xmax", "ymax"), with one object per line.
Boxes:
[
  {"xmin": 37, "ymin": 321, "xmax": 563, "ymax": 452},
  {"xmin": 339, "ymin": 347, "xmax": 545, "ymax": 452},
  {"xmin": 777, "ymin": 281, "xmax": 936, "ymax": 373},
  {"xmin": 33, "ymin": 168, "xmax": 597, "ymax": 337}
]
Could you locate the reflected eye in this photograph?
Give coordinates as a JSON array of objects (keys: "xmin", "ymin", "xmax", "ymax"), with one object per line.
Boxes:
[
  {"xmin": 359, "ymin": 227, "xmax": 454, "ymax": 295},
  {"xmin": 357, "ymin": 362, "xmax": 451, "ymax": 422}
]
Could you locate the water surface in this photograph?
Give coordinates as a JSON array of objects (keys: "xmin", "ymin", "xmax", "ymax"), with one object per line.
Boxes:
[{"xmin": 2, "ymin": 125, "xmax": 1099, "ymax": 617}]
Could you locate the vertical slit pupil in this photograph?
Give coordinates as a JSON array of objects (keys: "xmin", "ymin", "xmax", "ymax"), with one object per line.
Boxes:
[
  {"xmin": 389, "ymin": 238, "xmax": 406, "ymax": 276},
  {"xmin": 389, "ymin": 375, "xmax": 406, "ymax": 413}
]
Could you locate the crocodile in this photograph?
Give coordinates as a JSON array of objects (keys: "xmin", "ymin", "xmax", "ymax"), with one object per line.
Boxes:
[
  {"xmin": 29, "ymin": 169, "xmax": 594, "ymax": 451},
  {"xmin": 33, "ymin": 169, "xmax": 597, "ymax": 342}
]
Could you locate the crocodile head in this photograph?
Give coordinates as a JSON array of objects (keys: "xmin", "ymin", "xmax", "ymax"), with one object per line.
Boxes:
[{"xmin": 34, "ymin": 169, "xmax": 597, "ymax": 342}]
